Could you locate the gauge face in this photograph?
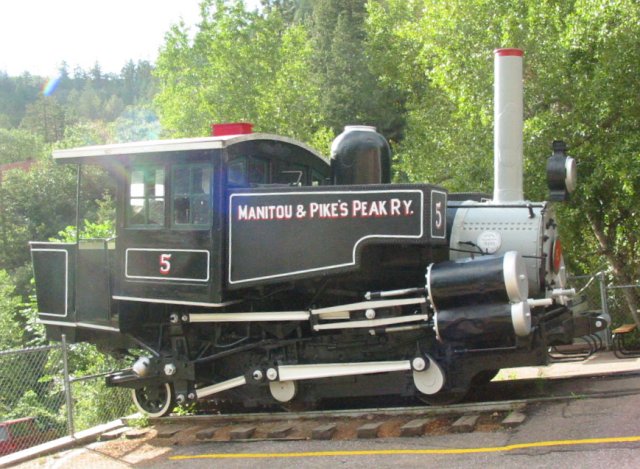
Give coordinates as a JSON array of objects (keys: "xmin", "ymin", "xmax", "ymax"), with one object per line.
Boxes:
[
  {"xmin": 565, "ymin": 157, "xmax": 577, "ymax": 193},
  {"xmin": 476, "ymin": 231, "xmax": 502, "ymax": 254}
]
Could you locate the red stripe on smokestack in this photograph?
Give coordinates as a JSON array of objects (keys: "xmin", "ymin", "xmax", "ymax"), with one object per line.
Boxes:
[{"xmin": 494, "ymin": 48, "xmax": 524, "ymax": 57}]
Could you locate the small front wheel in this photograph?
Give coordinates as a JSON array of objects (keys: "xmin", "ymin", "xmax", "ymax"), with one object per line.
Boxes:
[{"xmin": 132, "ymin": 382, "xmax": 175, "ymax": 417}]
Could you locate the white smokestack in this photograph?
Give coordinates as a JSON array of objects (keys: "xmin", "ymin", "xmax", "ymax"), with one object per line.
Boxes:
[{"xmin": 493, "ymin": 48, "xmax": 524, "ymax": 203}]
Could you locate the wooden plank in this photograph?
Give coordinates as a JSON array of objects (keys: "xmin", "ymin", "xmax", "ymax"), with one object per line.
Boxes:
[{"xmin": 613, "ymin": 324, "xmax": 637, "ymax": 334}]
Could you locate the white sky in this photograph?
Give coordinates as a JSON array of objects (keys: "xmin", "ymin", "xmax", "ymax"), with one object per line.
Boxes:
[{"xmin": 0, "ymin": 0, "xmax": 204, "ymax": 77}]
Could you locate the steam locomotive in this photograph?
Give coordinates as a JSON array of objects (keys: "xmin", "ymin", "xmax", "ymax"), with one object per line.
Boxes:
[{"xmin": 30, "ymin": 49, "xmax": 602, "ymax": 416}]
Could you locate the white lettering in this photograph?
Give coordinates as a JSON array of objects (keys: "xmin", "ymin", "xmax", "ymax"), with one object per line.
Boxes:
[
  {"xmin": 402, "ymin": 200, "xmax": 413, "ymax": 215},
  {"xmin": 237, "ymin": 204, "xmax": 293, "ymax": 221}
]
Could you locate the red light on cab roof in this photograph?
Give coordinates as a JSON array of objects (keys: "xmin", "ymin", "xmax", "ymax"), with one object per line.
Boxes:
[{"xmin": 211, "ymin": 123, "xmax": 253, "ymax": 136}]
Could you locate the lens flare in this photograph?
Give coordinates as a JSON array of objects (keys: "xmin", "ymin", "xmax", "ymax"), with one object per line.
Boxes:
[{"xmin": 42, "ymin": 75, "xmax": 61, "ymax": 96}]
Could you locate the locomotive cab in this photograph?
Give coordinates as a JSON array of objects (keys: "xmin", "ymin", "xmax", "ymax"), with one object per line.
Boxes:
[{"xmin": 31, "ymin": 132, "xmax": 331, "ymax": 344}]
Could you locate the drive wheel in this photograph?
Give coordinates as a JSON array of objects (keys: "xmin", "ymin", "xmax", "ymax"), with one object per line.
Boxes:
[{"xmin": 132, "ymin": 382, "xmax": 175, "ymax": 417}]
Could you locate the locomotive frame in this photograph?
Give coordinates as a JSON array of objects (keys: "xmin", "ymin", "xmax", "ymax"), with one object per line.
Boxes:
[{"xmin": 30, "ymin": 49, "xmax": 603, "ymax": 416}]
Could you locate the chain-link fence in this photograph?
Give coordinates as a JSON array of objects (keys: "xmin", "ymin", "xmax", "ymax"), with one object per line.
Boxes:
[
  {"xmin": 0, "ymin": 336, "xmax": 133, "ymax": 455},
  {"xmin": 570, "ymin": 272, "xmax": 611, "ymax": 348},
  {"xmin": 604, "ymin": 284, "xmax": 640, "ymax": 326},
  {"xmin": 571, "ymin": 271, "xmax": 640, "ymax": 324}
]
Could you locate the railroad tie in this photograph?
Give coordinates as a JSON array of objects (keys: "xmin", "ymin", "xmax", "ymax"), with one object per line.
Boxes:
[
  {"xmin": 400, "ymin": 418, "xmax": 432, "ymax": 437},
  {"xmin": 312, "ymin": 423, "xmax": 337, "ymax": 440},
  {"xmin": 267, "ymin": 424, "xmax": 294, "ymax": 439},
  {"xmin": 195, "ymin": 426, "xmax": 219, "ymax": 440},
  {"xmin": 101, "ymin": 427, "xmax": 131, "ymax": 441},
  {"xmin": 502, "ymin": 411, "xmax": 527, "ymax": 428},
  {"xmin": 156, "ymin": 424, "xmax": 190, "ymax": 439},
  {"xmin": 451, "ymin": 414, "xmax": 479, "ymax": 433},
  {"xmin": 124, "ymin": 428, "xmax": 149, "ymax": 440},
  {"xmin": 357, "ymin": 422, "xmax": 383, "ymax": 439},
  {"xmin": 229, "ymin": 426, "xmax": 257, "ymax": 440}
]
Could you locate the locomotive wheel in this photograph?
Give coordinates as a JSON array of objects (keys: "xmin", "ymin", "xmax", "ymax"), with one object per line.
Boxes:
[{"xmin": 132, "ymin": 382, "xmax": 175, "ymax": 417}]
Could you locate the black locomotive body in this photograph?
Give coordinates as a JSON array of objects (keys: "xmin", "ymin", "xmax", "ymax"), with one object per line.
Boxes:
[{"xmin": 30, "ymin": 50, "xmax": 602, "ymax": 416}]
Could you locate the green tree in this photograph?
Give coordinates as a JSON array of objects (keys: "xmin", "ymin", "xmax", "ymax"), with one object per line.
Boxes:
[
  {"xmin": 0, "ymin": 72, "xmax": 41, "ymax": 128},
  {"xmin": 0, "ymin": 160, "xmax": 78, "ymax": 271},
  {"xmin": 103, "ymin": 95, "xmax": 125, "ymax": 122},
  {"xmin": 110, "ymin": 106, "xmax": 161, "ymax": 142},
  {"xmin": 75, "ymin": 83, "xmax": 103, "ymax": 121},
  {"xmin": 19, "ymin": 96, "xmax": 67, "ymax": 143},
  {"xmin": 155, "ymin": 0, "xmax": 331, "ymax": 149},
  {"xmin": 309, "ymin": 0, "xmax": 405, "ymax": 139},
  {"xmin": 374, "ymin": 0, "xmax": 640, "ymax": 325},
  {"xmin": 120, "ymin": 60, "xmax": 157, "ymax": 105},
  {"xmin": 0, "ymin": 128, "xmax": 44, "ymax": 164},
  {"xmin": 0, "ymin": 270, "xmax": 23, "ymax": 350},
  {"xmin": 0, "ymin": 157, "xmax": 112, "ymax": 273}
]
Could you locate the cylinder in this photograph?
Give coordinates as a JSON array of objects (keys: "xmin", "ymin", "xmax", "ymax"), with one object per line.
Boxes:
[
  {"xmin": 435, "ymin": 301, "xmax": 531, "ymax": 344},
  {"xmin": 493, "ymin": 48, "xmax": 524, "ymax": 203},
  {"xmin": 331, "ymin": 125, "xmax": 391, "ymax": 185},
  {"xmin": 426, "ymin": 251, "xmax": 528, "ymax": 311}
]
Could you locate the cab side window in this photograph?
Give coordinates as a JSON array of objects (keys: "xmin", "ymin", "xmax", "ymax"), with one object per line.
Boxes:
[
  {"xmin": 128, "ymin": 166, "xmax": 165, "ymax": 226},
  {"xmin": 228, "ymin": 156, "xmax": 270, "ymax": 186},
  {"xmin": 172, "ymin": 165, "xmax": 212, "ymax": 227},
  {"xmin": 276, "ymin": 163, "xmax": 307, "ymax": 186}
]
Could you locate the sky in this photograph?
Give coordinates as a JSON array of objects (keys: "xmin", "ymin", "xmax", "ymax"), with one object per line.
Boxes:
[{"xmin": 0, "ymin": 0, "xmax": 204, "ymax": 77}]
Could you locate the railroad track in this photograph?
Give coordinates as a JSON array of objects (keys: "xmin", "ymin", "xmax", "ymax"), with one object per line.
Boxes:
[{"xmin": 113, "ymin": 371, "xmax": 640, "ymax": 444}]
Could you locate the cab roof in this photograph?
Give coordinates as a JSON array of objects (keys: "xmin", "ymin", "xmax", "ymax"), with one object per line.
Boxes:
[{"xmin": 52, "ymin": 133, "xmax": 328, "ymax": 165}]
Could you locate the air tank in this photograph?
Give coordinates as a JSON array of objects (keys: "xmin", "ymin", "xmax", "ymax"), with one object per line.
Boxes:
[{"xmin": 331, "ymin": 125, "xmax": 391, "ymax": 185}]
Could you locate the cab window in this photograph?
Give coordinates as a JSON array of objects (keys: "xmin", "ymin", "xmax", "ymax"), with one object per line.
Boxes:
[
  {"xmin": 311, "ymin": 169, "xmax": 325, "ymax": 186},
  {"xmin": 228, "ymin": 156, "xmax": 270, "ymax": 186},
  {"xmin": 127, "ymin": 166, "xmax": 165, "ymax": 227},
  {"xmin": 172, "ymin": 164, "xmax": 212, "ymax": 227},
  {"xmin": 276, "ymin": 163, "xmax": 306, "ymax": 186}
]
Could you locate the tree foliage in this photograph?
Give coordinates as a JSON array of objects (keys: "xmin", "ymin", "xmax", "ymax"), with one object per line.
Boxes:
[
  {"xmin": 155, "ymin": 0, "xmax": 332, "ymax": 150},
  {"xmin": 154, "ymin": 0, "xmax": 406, "ymax": 151},
  {"xmin": 0, "ymin": 270, "xmax": 23, "ymax": 350},
  {"xmin": 0, "ymin": 60, "xmax": 158, "ymax": 144},
  {"xmin": 370, "ymin": 0, "xmax": 640, "ymax": 324},
  {"xmin": 0, "ymin": 128, "xmax": 44, "ymax": 164}
]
